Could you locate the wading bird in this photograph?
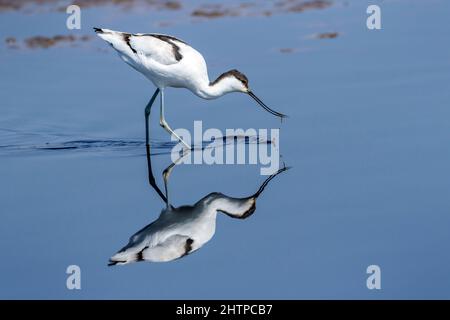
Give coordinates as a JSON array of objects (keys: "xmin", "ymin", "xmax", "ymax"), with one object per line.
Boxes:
[
  {"xmin": 94, "ymin": 28, "xmax": 287, "ymax": 149},
  {"xmin": 108, "ymin": 146, "xmax": 289, "ymax": 265}
]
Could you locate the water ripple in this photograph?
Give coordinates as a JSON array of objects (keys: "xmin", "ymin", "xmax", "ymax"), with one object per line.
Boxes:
[{"xmin": 0, "ymin": 128, "xmax": 271, "ymax": 157}]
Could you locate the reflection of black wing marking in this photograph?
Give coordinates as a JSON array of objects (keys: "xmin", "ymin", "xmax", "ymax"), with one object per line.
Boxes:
[
  {"xmin": 109, "ymin": 234, "xmax": 194, "ymax": 265},
  {"xmin": 139, "ymin": 235, "xmax": 194, "ymax": 262}
]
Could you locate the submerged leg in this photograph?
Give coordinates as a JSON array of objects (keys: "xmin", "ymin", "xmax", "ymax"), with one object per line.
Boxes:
[
  {"xmin": 145, "ymin": 88, "xmax": 160, "ymax": 146},
  {"xmin": 159, "ymin": 89, "xmax": 191, "ymax": 150}
]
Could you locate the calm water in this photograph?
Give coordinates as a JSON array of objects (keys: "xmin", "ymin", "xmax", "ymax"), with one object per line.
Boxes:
[{"xmin": 1, "ymin": 0, "xmax": 450, "ymax": 299}]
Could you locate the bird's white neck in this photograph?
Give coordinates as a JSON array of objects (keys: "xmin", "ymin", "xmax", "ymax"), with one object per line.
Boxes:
[
  {"xmin": 194, "ymin": 78, "xmax": 238, "ymax": 100},
  {"xmin": 198, "ymin": 192, "xmax": 255, "ymax": 218}
]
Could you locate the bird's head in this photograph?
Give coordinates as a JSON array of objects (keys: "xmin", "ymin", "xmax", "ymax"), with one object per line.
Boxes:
[
  {"xmin": 213, "ymin": 69, "xmax": 287, "ymax": 119},
  {"xmin": 212, "ymin": 69, "xmax": 249, "ymax": 93}
]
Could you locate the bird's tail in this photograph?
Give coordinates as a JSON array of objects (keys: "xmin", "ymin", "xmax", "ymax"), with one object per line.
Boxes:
[
  {"xmin": 93, "ymin": 27, "xmax": 117, "ymax": 38},
  {"xmin": 93, "ymin": 27, "xmax": 129, "ymax": 52}
]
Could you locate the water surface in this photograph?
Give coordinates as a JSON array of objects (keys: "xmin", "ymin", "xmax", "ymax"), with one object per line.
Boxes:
[{"xmin": 1, "ymin": 0, "xmax": 450, "ymax": 299}]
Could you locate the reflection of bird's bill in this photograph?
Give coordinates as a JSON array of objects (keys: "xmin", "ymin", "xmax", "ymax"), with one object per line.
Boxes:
[
  {"xmin": 252, "ymin": 165, "xmax": 291, "ymax": 198},
  {"xmin": 248, "ymin": 91, "xmax": 287, "ymax": 119}
]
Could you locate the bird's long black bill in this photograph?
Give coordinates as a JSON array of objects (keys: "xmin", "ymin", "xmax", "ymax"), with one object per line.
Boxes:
[{"xmin": 248, "ymin": 91, "xmax": 287, "ymax": 119}]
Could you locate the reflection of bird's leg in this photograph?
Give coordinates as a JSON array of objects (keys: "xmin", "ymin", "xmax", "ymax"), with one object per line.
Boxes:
[
  {"xmin": 144, "ymin": 88, "xmax": 168, "ymax": 204},
  {"xmin": 145, "ymin": 88, "xmax": 160, "ymax": 146},
  {"xmin": 145, "ymin": 144, "xmax": 167, "ymax": 204},
  {"xmin": 162, "ymin": 149, "xmax": 191, "ymax": 208}
]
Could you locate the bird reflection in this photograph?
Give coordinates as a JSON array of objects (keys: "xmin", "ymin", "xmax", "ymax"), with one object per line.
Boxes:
[{"xmin": 108, "ymin": 146, "xmax": 289, "ymax": 265}]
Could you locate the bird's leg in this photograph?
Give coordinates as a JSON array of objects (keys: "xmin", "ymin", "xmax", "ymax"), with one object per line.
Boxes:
[
  {"xmin": 145, "ymin": 88, "xmax": 160, "ymax": 146},
  {"xmin": 159, "ymin": 89, "xmax": 191, "ymax": 150},
  {"xmin": 162, "ymin": 149, "xmax": 191, "ymax": 208}
]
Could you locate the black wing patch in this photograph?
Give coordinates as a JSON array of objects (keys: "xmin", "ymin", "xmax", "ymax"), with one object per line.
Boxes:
[
  {"xmin": 150, "ymin": 34, "xmax": 187, "ymax": 45},
  {"xmin": 139, "ymin": 33, "xmax": 185, "ymax": 61},
  {"xmin": 123, "ymin": 33, "xmax": 137, "ymax": 54},
  {"xmin": 152, "ymin": 35, "xmax": 183, "ymax": 61}
]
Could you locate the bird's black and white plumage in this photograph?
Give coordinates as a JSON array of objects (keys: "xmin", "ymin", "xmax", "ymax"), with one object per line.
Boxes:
[
  {"xmin": 94, "ymin": 28, "xmax": 286, "ymax": 149},
  {"xmin": 108, "ymin": 166, "xmax": 288, "ymax": 265},
  {"xmin": 95, "ymin": 28, "xmax": 245, "ymax": 98}
]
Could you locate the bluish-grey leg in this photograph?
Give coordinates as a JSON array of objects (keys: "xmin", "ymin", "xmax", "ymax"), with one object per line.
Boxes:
[
  {"xmin": 145, "ymin": 88, "xmax": 160, "ymax": 146},
  {"xmin": 159, "ymin": 89, "xmax": 191, "ymax": 149}
]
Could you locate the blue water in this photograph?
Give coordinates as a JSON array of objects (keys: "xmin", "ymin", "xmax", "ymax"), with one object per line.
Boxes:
[{"xmin": 1, "ymin": 0, "xmax": 450, "ymax": 299}]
